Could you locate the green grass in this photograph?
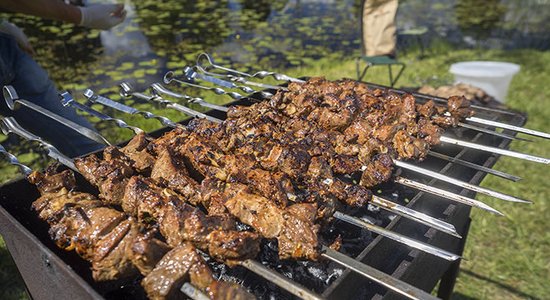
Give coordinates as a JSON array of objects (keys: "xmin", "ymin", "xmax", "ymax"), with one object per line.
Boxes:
[{"xmin": 1, "ymin": 48, "xmax": 548, "ymax": 299}]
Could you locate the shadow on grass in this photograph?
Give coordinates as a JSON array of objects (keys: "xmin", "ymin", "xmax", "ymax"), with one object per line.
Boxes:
[
  {"xmin": 453, "ymin": 269, "xmax": 541, "ymax": 300},
  {"xmin": 0, "ymin": 242, "xmax": 29, "ymax": 300}
]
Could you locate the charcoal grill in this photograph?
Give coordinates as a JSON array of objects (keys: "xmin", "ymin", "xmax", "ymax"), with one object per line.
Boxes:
[{"xmin": 0, "ymin": 78, "xmax": 528, "ymax": 300}]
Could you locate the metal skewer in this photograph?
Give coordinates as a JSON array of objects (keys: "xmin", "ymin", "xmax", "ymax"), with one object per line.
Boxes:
[
  {"xmin": 394, "ymin": 160, "xmax": 532, "ymax": 204},
  {"xmin": 164, "ymin": 71, "xmax": 246, "ymax": 100},
  {"xmin": 0, "ymin": 143, "xmax": 32, "ymax": 176},
  {"xmin": 321, "ymin": 247, "xmax": 440, "ymax": 300},
  {"xmin": 196, "ymin": 52, "xmax": 302, "ymax": 83},
  {"xmin": 465, "ymin": 116, "xmax": 550, "ymax": 140},
  {"xmin": 427, "ymin": 151, "xmax": 521, "ymax": 182},
  {"xmin": 194, "ymin": 64, "xmax": 288, "ymax": 91},
  {"xmin": 440, "ymin": 136, "xmax": 550, "ymax": 164},
  {"xmin": 83, "ymin": 89, "xmax": 180, "ymax": 128},
  {"xmin": 457, "ymin": 121, "xmax": 532, "ymax": 142},
  {"xmin": 183, "ymin": 66, "xmax": 274, "ymax": 98},
  {"xmin": 0, "ymin": 117, "xmax": 77, "ymax": 171},
  {"xmin": 394, "ymin": 176, "xmax": 504, "ymax": 216},
  {"xmin": 2, "ymin": 86, "xmax": 111, "ymax": 146},
  {"xmin": 118, "ymin": 82, "xmax": 222, "ymax": 123},
  {"xmin": 59, "ymin": 92, "xmax": 143, "ymax": 135},
  {"xmin": 148, "ymin": 82, "xmax": 229, "ymax": 112}
]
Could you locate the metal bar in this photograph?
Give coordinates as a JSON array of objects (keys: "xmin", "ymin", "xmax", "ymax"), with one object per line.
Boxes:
[
  {"xmin": 83, "ymin": 89, "xmax": 180, "ymax": 129},
  {"xmin": 371, "ymin": 196, "xmax": 461, "ymax": 238},
  {"xmin": 395, "ymin": 177, "xmax": 504, "ymax": 215},
  {"xmin": 394, "ymin": 160, "xmax": 532, "ymax": 203},
  {"xmin": 2, "ymin": 86, "xmax": 111, "ymax": 146},
  {"xmin": 322, "ymin": 247, "xmax": 440, "ymax": 300},
  {"xmin": 240, "ymin": 260, "xmax": 325, "ymax": 300},
  {"xmin": 465, "ymin": 116, "xmax": 550, "ymax": 139},
  {"xmin": 427, "ymin": 151, "xmax": 521, "ymax": 182},
  {"xmin": 0, "ymin": 117, "xmax": 77, "ymax": 171},
  {"xmin": 0, "ymin": 143, "xmax": 32, "ymax": 176},
  {"xmin": 440, "ymin": 136, "xmax": 550, "ymax": 164},
  {"xmin": 332, "ymin": 211, "xmax": 460, "ymax": 261},
  {"xmin": 59, "ymin": 91, "xmax": 144, "ymax": 135}
]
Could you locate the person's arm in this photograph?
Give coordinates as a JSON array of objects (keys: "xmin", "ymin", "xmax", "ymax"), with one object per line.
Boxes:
[
  {"xmin": 0, "ymin": 0, "xmax": 126, "ymax": 30},
  {"xmin": 0, "ymin": 0, "xmax": 82, "ymax": 25}
]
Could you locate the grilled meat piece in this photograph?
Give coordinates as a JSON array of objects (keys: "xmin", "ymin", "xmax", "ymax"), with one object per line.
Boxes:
[
  {"xmin": 141, "ymin": 243, "xmax": 214, "ymax": 300},
  {"xmin": 121, "ymin": 132, "xmax": 156, "ymax": 174},
  {"xmin": 360, "ymin": 153, "xmax": 394, "ymax": 187},
  {"xmin": 223, "ymin": 183, "xmax": 320, "ymax": 260},
  {"xmin": 28, "ymin": 169, "xmax": 76, "ymax": 194},
  {"xmin": 151, "ymin": 148, "xmax": 201, "ymax": 205},
  {"xmin": 207, "ymin": 281, "xmax": 256, "ymax": 300}
]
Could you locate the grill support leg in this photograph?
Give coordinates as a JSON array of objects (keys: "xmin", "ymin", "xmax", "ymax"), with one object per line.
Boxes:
[{"xmin": 437, "ymin": 218, "xmax": 471, "ymax": 300}]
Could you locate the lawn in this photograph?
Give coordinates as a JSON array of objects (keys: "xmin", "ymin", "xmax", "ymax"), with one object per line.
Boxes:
[{"xmin": 1, "ymin": 47, "xmax": 548, "ymax": 299}]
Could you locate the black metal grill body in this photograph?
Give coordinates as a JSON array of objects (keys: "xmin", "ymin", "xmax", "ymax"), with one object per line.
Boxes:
[{"xmin": 0, "ymin": 93, "xmax": 527, "ymax": 300}]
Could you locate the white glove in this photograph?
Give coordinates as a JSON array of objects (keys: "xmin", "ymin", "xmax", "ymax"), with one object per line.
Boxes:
[
  {"xmin": 0, "ymin": 21, "xmax": 35, "ymax": 55},
  {"xmin": 79, "ymin": 4, "xmax": 127, "ymax": 30}
]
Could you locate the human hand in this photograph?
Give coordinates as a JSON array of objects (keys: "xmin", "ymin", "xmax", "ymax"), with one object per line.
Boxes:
[
  {"xmin": 0, "ymin": 21, "xmax": 35, "ymax": 56},
  {"xmin": 79, "ymin": 4, "xmax": 127, "ymax": 30}
]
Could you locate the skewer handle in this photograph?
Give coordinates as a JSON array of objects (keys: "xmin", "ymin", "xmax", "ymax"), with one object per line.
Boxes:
[
  {"xmin": 0, "ymin": 143, "xmax": 32, "ymax": 176},
  {"xmin": 466, "ymin": 116, "xmax": 550, "ymax": 140},
  {"xmin": 60, "ymin": 92, "xmax": 143, "ymax": 135},
  {"xmin": 3, "ymin": 86, "xmax": 111, "ymax": 146},
  {"xmin": 84, "ymin": 89, "xmax": 179, "ymax": 129},
  {"xmin": 0, "ymin": 117, "xmax": 77, "ymax": 171}
]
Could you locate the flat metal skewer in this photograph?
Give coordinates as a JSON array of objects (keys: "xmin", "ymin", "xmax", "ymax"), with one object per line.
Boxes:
[
  {"xmin": 0, "ymin": 143, "xmax": 32, "ymax": 176},
  {"xmin": 118, "ymin": 82, "xmax": 222, "ymax": 123},
  {"xmin": 321, "ymin": 247, "xmax": 440, "ymax": 300},
  {"xmin": 440, "ymin": 136, "xmax": 550, "ymax": 164},
  {"xmin": 371, "ymin": 195, "xmax": 460, "ymax": 238},
  {"xmin": 59, "ymin": 92, "xmax": 143, "ymax": 135},
  {"xmin": 427, "ymin": 150, "xmax": 521, "ymax": 182},
  {"xmin": 149, "ymin": 82, "xmax": 229, "ymax": 112},
  {"xmin": 83, "ymin": 89, "xmax": 181, "ymax": 129},
  {"xmin": 394, "ymin": 160, "xmax": 532, "ymax": 204},
  {"xmin": 196, "ymin": 52, "xmax": 302, "ymax": 83},
  {"xmin": 0, "ymin": 117, "xmax": 77, "ymax": 171},
  {"xmin": 332, "ymin": 211, "xmax": 460, "ymax": 261},
  {"xmin": 2, "ymin": 86, "xmax": 111, "ymax": 146},
  {"xmin": 394, "ymin": 176, "xmax": 504, "ymax": 215},
  {"xmin": 465, "ymin": 116, "xmax": 550, "ymax": 140},
  {"xmin": 194, "ymin": 64, "xmax": 288, "ymax": 91},
  {"xmin": 239, "ymin": 260, "xmax": 325, "ymax": 300},
  {"xmin": 457, "ymin": 121, "xmax": 532, "ymax": 142},
  {"xmin": 164, "ymin": 71, "xmax": 246, "ymax": 100}
]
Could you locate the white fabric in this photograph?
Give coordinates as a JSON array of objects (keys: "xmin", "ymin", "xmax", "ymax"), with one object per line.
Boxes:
[{"xmin": 79, "ymin": 4, "xmax": 127, "ymax": 30}]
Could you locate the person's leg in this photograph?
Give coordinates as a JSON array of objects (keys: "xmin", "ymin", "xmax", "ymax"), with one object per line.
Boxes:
[{"xmin": 0, "ymin": 33, "xmax": 103, "ymax": 157}]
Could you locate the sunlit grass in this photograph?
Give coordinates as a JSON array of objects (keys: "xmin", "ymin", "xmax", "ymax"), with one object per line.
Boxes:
[{"xmin": 1, "ymin": 48, "xmax": 548, "ymax": 299}]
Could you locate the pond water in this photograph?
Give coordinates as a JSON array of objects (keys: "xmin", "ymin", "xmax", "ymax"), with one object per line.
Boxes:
[{"xmin": 4, "ymin": 0, "xmax": 548, "ymax": 99}]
